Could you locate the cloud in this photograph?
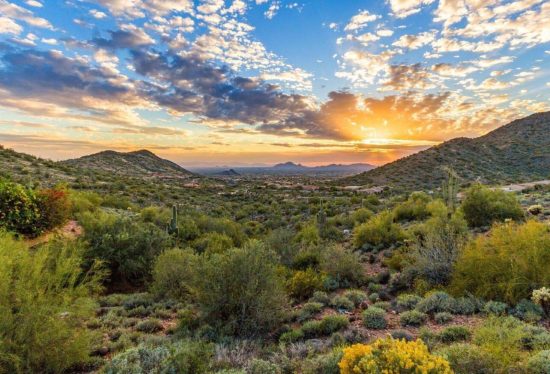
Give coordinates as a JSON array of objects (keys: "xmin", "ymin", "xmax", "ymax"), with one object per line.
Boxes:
[
  {"xmin": 344, "ymin": 10, "xmax": 381, "ymax": 32},
  {"xmin": 0, "ymin": 16, "xmax": 22, "ymax": 35},
  {"xmin": 92, "ymin": 24, "xmax": 155, "ymax": 49},
  {"xmin": 392, "ymin": 31, "xmax": 436, "ymax": 49},
  {"xmin": 388, "ymin": 0, "xmax": 435, "ymax": 18},
  {"xmin": 0, "ymin": 0, "xmax": 52, "ymax": 29},
  {"xmin": 381, "ymin": 64, "xmax": 436, "ymax": 91}
]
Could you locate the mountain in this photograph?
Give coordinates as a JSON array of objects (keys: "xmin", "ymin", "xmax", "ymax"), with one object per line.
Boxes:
[
  {"xmin": 273, "ymin": 161, "xmax": 308, "ymax": 170},
  {"xmin": 342, "ymin": 112, "xmax": 550, "ymax": 191},
  {"xmin": 61, "ymin": 149, "xmax": 194, "ymax": 179},
  {"xmin": 214, "ymin": 169, "xmax": 241, "ymax": 176}
]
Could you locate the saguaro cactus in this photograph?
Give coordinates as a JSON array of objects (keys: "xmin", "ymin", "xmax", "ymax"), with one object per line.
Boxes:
[{"xmin": 168, "ymin": 204, "xmax": 179, "ymax": 235}]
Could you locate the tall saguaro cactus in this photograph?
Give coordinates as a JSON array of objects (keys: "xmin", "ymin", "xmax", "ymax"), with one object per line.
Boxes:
[{"xmin": 168, "ymin": 204, "xmax": 179, "ymax": 235}]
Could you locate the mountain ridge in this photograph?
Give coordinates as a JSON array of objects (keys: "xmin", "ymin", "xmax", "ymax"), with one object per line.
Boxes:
[{"xmin": 341, "ymin": 111, "xmax": 550, "ymax": 190}]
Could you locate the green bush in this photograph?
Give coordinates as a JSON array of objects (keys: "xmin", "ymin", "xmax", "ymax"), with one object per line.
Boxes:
[
  {"xmin": 279, "ymin": 329, "xmax": 304, "ymax": 343},
  {"xmin": 511, "ymin": 299, "xmax": 544, "ymax": 322},
  {"xmin": 151, "ymin": 248, "xmax": 198, "ymax": 300},
  {"xmin": 527, "ymin": 350, "xmax": 550, "ymax": 374},
  {"xmin": 301, "ymin": 350, "xmax": 342, "ymax": 374},
  {"xmin": 460, "ymin": 184, "xmax": 524, "ymax": 228},
  {"xmin": 437, "ymin": 343, "xmax": 495, "ymax": 374},
  {"xmin": 320, "ymin": 245, "xmax": 365, "ymax": 287},
  {"xmin": 193, "ymin": 232, "xmax": 234, "ymax": 255},
  {"xmin": 353, "ymin": 211, "xmax": 405, "ymax": 250},
  {"xmin": 136, "ymin": 319, "xmax": 163, "ymax": 333},
  {"xmin": 0, "ymin": 180, "xmax": 40, "ymax": 236},
  {"xmin": 371, "ymin": 301, "xmax": 391, "ymax": 311},
  {"xmin": 396, "ymin": 294, "xmax": 422, "ymax": 311},
  {"xmin": 483, "ymin": 301, "xmax": 508, "ymax": 316},
  {"xmin": 438, "ymin": 326, "xmax": 471, "ymax": 343},
  {"xmin": 410, "ymin": 201, "xmax": 468, "ymax": 286},
  {"xmin": 393, "ymin": 192, "xmax": 431, "ymax": 222},
  {"xmin": 343, "ymin": 290, "xmax": 367, "ymax": 307},
  {"xmin": 302, "ymin": 315, "xmax": 349, "ymax": 338},
  {"xmin": 194, "ymin": 240, "xmax": 288, "ymax": 337},
  {"xmin": 450, "ymin": 221, "xmax": 550, "ymax": 304},
  {"xmin": 287, "ymin": 268, "xmax": 325, "ymax": 300},
  {"xmin": 0, "ymin": 232, "xmax": 103, "ymax": 373},
  {"xmin": 362, "ymin": 307, "xmax": 387, "ymax": 329},
  {"xmin": 415, "ymin": 292, "xmax": 456, "ymax": 315},
  {"xmin": 104, "ymin": 340, "xmax": 214, "ymax": 374},
  {"xmin": 79, "ymin": 211, "xmax": 172, "ymax": 285},
  {"xmin": 248, "ymin": 359, "xmax": 279, "ymax": 374},
  {"xmin": 36, "ymin": 187, "xmax": 71, "ymax": 231},
  {"xmin": 299, "ymin": 302, "xmax": 324, "ymax": 321},
  {"xmin": 310, "ymin": 291, "xmax": 330, "ymax": 305},
  {"xmin": 400, "ymin": 310, "xmax": 427, "ymax": 327},
  {"xmin": 351, "ymin": 208, "xmax": 374, "ymax": 225},
  {"xmin": 434, "ymin": 312, "xmax": 453, "ymax": 324},
  {"xmin": 331, "ymin": 295, "xmax": 354, "ymax": 311}
]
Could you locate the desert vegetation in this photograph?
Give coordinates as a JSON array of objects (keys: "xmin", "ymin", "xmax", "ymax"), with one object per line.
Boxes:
[{"xmin": 0, "ymin": 157, "xmax": 549, "ymax": 374}]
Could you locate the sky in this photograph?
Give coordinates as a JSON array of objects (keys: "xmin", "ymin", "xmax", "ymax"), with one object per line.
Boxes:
[{"xmin": 0, "ymin": 0, "xmax": 548, "ymax": 167}]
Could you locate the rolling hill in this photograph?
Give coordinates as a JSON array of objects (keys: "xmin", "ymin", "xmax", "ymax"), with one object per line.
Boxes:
[
  {"xmin": 342, "ymin": 111, "xmax": 550, "ymax": 191},
  {"xmin": 61, "ymin": 149, "xmax": 194, "ymax": 179}
]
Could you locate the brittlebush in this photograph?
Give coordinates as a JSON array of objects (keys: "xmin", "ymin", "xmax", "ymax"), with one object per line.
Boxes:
[{"xmin": 339, "ymin": 337, "xmax": 453, "ymax": 374}]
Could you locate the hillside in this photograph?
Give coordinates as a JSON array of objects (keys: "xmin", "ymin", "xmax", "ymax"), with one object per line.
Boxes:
[
  {"xmin": 0, "ymin": 145, "xmax": 75, "ymax": 184},
  {"xmin": 342, "ymin": 111, "xmax": 550, "ymax": 190},
  {"xmin": 62, "ymin": 149, "xmax": 194, "ymax": 179}
]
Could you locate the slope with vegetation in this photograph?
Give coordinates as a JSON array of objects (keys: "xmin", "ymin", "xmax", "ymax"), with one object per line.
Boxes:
[{"xmin": 343, "ymin": 111, "xmax": 550, "ymax": 190}]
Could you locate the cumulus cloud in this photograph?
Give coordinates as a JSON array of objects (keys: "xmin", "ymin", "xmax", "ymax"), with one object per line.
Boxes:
[
  {"xmin": 344, "ymin": 10, "xmax": 381, "ymax": 32},
  {"xmin": 388, "ymin": 0, "xmax": 436, "ymax": 18}
]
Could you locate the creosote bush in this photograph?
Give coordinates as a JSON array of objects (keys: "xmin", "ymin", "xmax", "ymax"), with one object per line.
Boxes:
[
  {"xmin": 353, "ymin": 211, "xmax": 405, "ymax": 250},
  {"xmin": 339, "ymin": 338, "xmax": 453, "ymax": 374},
  {"xmin": 362, "ymin": 307, "xmax": 387, "ymax": 329}
]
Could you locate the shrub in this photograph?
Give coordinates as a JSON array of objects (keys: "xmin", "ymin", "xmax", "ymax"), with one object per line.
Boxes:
[
  {"xmin": 438, "ymin": 326, "xmax": 471, "ymax": 343},
  {"xmin": 451, "ymin": 221, "xmax": 550, "ymax": 304},
  {"xmin": 0, "ymin": 180, "xmax": 41, "ymax": 236},
  {"xmin": 435, "ymin": 312, "xmax": 453, "ymax": 324},
  {"xmin": 483, "ymin": 301, "xmax": 508, "ymax": 316},
  {"xmin": 511, "ymin": 299, "xmax": 544, "ymax": 322},
  {"xmin": 528, "ymin": 204, "xmax": 544, "ymax": 216},
  {"xmin": 319, "ymin": 315, "xmax": 349, "ymax": 335},
  {"xmin": 279, "ymin": 329, "xmax": 304, "ymax": 344},
  {"xmin": 472, "ymin": 316, "xmax": 532, "ymax": 370},
  {"xmin": 287, "ymin": 268, "xmax": 325, "ymax": 300},
  {"xmin": 415, "ymin": 292, "xmax": 456, "ymax": 315},
  {"xmin": 301, "ymin": 350, "xmax": 342, "ymax": 374},
  {"xmin": 393, "ymin": 191, "xmax": 431, "ymax": 222},
  {"xmin": 371, "ymin": 301, "xmax": 391, "ymax": 311},
  {"xmin": 136, "ymin": 319, "xmax": 163, "ymax": 333},
  {"xmin": 396, "ymin": 294, "xmax": 422, "ymax": 311},
  {"xmin": 79, "ymin": 211, "xmax": 172, "ymax": 285},
  {"xmin": 36, "ymin": 187, "xmax": 71, "ymax": 231},
  {"xmin": 339, "ymin": 338, "xmax": 452, "ymax": 374},
  {"xmin": 368, "ymin": 293, "xmax": 380, "ymax": 302},
  {"xmin": 400, "ymin": 310, "xmax": 428, "ymax": 327},
  {"xmin": 362, "ymin": 307, "xmax": 387, "ymax": 329},
  {"xmin": 151, "ymin": 248, "xmax": 198, "ymax": 300},
  {"xmin": 351, "ymin": 208, "xmax": 373, "ymax": 225},
  {"xmin": 410, "ymin": 203, "xmax": 468, "ymax": 286},
  {"xmin": 461, "ymin": 184, "xmax": 524, "ymax": 228},
  {"xmin": 194, "ymin": 240, "xmax": 288, "ymax": 337},
  {"xmin": 104, "ymin": 340, "xmax": 214, "ymax": 374},
  {"xmin": 437, "ymin": 343, "xmax": 495, "ymax": 374},
  {"xmin": 310, "ymin": 291, "xmax": 330, "ymax": 305},
  {"xmin": 390, "ymin": 330, "xmax": 414, "ymax": 341},
  {"xmin": 331, "ymin": 295, "xmax": 354, "ymax": 311},
  {"xmin": 248, "ymin": 359, "xmax": 279, "ymax": 374},
  {"xmin": 453, "ymin": 296, "xmax": 483, "ymax": 315},
  {"xmin": 0, "ymin": 232, "xmax": 103, "ymax": 373},
  {"xmin": 299, "ymin": 302, "xmax": 323, "ymax": 321},
  {"xmin": 193, "ymin": 232, "xmax": 234, "ymax": 255},
  {"xmin": 320, "ymin": 245, "xmax": 365, "ymax": 287},
  {"xmin": 353, "ymin": 211, "xmax": 405, "ymax": 250},
  {"xmin": 527, "ymin": 350, "xmax": 550, "ymax": 374},
  {"xmin": 343, "ymin": 290, "xmax": 367, "ymax": 307}
]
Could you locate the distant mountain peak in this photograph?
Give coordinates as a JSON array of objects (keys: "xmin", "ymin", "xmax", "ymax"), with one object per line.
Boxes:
[
  {"xmin": 62, "ymin": 149, "xmax": 193, "ymax": 179},
  {"xmin": 273, "ymin": 161, "xmax": 305, "ymax": 168}
]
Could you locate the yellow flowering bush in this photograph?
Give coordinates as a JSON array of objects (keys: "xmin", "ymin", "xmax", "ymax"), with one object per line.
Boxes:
[{"xmin": 339, "ymin": 337, "xmax": 453, "ymax": 374}]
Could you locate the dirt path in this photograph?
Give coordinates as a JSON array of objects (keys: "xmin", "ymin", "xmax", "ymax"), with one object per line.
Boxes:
[{"xmin": 25, "ymin": 220, "xmax": 82, "ymax": 247}]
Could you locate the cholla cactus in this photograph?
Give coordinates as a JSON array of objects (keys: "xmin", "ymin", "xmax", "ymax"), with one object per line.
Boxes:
[{"xmin": 532, "ymin": 287, "xmax": 550, "ymax": 316}]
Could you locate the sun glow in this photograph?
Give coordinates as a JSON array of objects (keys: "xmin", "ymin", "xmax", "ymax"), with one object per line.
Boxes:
[{"xmin": 361, "ymin": 138, "xmax": 439, "ymax": 146}]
